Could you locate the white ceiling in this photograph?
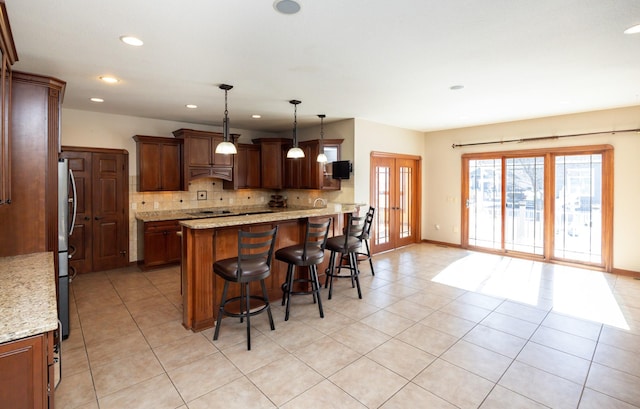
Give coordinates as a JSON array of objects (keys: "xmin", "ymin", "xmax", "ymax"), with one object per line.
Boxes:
[{"xmin": 6, "ymin": 0, "xmax": 640, "ymax": 132}]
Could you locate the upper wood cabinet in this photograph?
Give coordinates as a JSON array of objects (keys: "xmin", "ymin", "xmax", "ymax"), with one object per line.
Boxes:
[
  {"xmin": 133, "ymin": 135, "xmax": 182, "ymax": 191},
  {"xmin": 252, "ymin": 138, "xmax": 289, "ymax": 189},
  {"xmin": 283, "ymin": 139, "xmax": 343, "ymax": 190},
  {"xmin": 223, "ymin": 143, "xmax": 261, "ymax": 190},
  {"xmin": 0, "ymin": 1, "xmax": 17, "ymax": 205},
  {"xmin": 173, "ymin": 128, "xmax": 238, "ymax": 187}
]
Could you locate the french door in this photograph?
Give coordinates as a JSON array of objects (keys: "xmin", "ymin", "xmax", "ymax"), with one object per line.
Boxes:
[
  {"xmin": 370, "ymin": 152, "xmax": 420, "ymax": 253},
  {"xmin": 462, "ymin": 145, "xmax": 613, "ymax": 271}
]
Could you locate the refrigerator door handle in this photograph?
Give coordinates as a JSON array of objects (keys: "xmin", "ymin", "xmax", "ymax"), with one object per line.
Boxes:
[{"xmin": 69, "ymin": 169, "xmax": 77, "ymax": 236}]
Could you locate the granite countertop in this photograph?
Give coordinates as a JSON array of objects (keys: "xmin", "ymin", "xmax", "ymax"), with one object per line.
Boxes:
[
  {"xmin": 179, "ymin": 204, "xmax": 355, "ymax": 230},
  {"xmin": 136, "ymin": 203, "xmax": 358, "ymax": 226},
  {"xmin": 0, "ymin": 252, "xmax": 59, "ymax": 344}
]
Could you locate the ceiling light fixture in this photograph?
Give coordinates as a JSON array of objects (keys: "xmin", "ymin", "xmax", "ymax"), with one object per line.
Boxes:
[
  {"xmin": 90, "ymin": 97, "xmax": 104, "ymax": 103},
  {"xmin": 286, "ymin": 100, "xmax": 304, "ymax": 159},
  {"xmin": 450, "ymin": 85, "xmax": 464, "ymax": 90},
  {"xmin": 99, "ymin": 76, "xmax": 119, "ymax": 84},
  {"xmin": 316, "ymin": 114, "xmax": 328, "ymax": 163},
  {"xmin": 251, "ymin": 114, "xmax": 262, "ymax": 119},
  {"xmin": 119, "ymin": 36, "xmax": 144, "ymax": 46},
  {"xmin": 624, "ymin": 24, "xmax": 640, "ymax": 34},
  {"xmin": 185, "ymin": 104, "xmax": 198, "ymax": 109},
  {"xmin": 273, "ymin": 0, "xmax": 301, "ymax": 15},
  {"xmin": 215, "ymin": 84, "xmax": 237, "ymax": 155}
]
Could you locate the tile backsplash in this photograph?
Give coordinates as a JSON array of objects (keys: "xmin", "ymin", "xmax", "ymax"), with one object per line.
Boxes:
[{"xmin": 128, "ymin": 177, "xmax": 347, "ymax": 262}]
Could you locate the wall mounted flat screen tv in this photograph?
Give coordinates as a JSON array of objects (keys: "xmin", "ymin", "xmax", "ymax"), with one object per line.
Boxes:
[{"xmin": 332, "ymin": 160, "xmax": 351, "ymax": 180}]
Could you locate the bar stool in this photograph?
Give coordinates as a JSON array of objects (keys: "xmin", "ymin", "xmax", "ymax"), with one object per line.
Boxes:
[
  {"xmin": 276, "ymin": 218, "xmax": 332, "ymax": 321},
  {"xmin": 324, "ymin": 213, "xmax": 365, "ymax": 300},
  {"xmin": 213, "ymin": 226, "xmax": 278, "ymax": 350},
  {"xmin": 354, "ymin": 206, "xmax": 375, "ymax": 276}
]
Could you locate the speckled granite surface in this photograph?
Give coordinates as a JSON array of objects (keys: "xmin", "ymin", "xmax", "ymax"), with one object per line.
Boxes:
[
  {"xmin": 0, "ymin": 252, "xmax": 59, "ymax": 344},
  {"xmin": 136, "ymin": 204, "xmax": 357, "ymax": 227},
  {"xmin": 179, "ymin": 205, "xmax": 355, "ymax": 229}
]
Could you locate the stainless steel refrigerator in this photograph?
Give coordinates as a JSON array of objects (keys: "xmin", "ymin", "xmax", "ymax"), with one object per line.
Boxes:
[{"xmin": 58, "ymin": 158, "xmax": 76, "ymax": 339}]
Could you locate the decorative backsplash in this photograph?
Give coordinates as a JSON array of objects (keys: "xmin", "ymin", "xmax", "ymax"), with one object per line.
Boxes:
[{"xmin": 127, "ymin": 177, "xmax": 349, "ymax": 262}]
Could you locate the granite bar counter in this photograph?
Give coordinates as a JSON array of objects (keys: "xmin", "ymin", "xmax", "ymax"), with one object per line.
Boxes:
[
  {"xmin": 180, "ymin": 204, "xmax": 356, "ymax": 331},
  {"xmin": 0, "ymin": 252, "xmax": 58, "ymax": 343}
]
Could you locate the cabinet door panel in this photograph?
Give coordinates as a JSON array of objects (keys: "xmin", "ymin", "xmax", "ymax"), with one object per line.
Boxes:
[
  {"xmin": 63, "ymin": 152, "xmax": 93, "ymax": 274},
  {"xmin": 187, "ymin": 135, "xmax": 212, "ymax": 166},
  {"xmin": 161, "ymin": 143, "xmax": 182, "ymax": 190},
  {"xmin": 138, "ymin": 142, "xmax": 161, "ymax": 190},
  {"xmin": 0, "ymin": 335, "xmax": 47, "ymax": 409}
]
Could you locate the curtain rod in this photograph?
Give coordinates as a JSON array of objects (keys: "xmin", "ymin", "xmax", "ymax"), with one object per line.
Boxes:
[{"xmin": 451, "ymin": 128, "xmax": 640, "ymax": 149}]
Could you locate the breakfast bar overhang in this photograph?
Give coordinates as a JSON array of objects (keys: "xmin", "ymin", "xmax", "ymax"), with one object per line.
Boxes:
[{"xmin": 179, "ymin": 205, "xmax": 354, "ymax": 331}]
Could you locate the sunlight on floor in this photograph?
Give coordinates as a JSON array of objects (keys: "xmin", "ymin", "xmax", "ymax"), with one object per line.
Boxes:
[{"xmin": 432, "ymin": 253, "xmax": 629, "ymax": 330}]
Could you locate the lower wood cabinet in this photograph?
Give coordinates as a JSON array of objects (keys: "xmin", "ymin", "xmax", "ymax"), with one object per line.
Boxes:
[
  {"xmin": 0, "ymin": 332, "xmax": 54, "ymax": 409},
  {"xmin": 141, "ymin": 220, "xmax": 182, "ymax": 269}
]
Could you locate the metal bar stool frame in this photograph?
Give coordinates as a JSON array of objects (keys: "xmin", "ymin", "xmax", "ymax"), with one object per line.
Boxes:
[
  {"xmin": 324, "ymin": 213, "xmax": 365, "ymax": 300},
  {"xmin": 212, "ymin": 226, "xmax": 278, "ymax": 350}
]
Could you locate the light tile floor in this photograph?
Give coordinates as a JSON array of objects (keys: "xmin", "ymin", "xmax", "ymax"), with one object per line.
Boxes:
[{"xmin": 56, "ymin": 243, "xmax": 640, "ymax": 409}]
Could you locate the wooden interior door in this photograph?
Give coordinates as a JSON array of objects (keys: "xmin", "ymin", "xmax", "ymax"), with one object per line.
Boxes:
[
  {"xmin": 61, "ymin": 147, "xmax": 128, "ymax": 273},
  {"xmin": 370, "ymin": 153, "xmax": 420, "ymax": 253},
  {"xmin": 92, "ymin": 152, "xmax": 128, "ymax": 271}
]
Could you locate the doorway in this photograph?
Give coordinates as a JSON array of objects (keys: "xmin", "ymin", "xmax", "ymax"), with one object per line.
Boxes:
[
  {"xmin": 462, "ymin": 145, "xmax": 613, "ymax": 271},
  {"xmin": 60, "ymin": 147, "xmax": 129, "ymax": 274},
  {"xmin": 370, "ymin": 152, "xmax": 421, "ymax": 254}
]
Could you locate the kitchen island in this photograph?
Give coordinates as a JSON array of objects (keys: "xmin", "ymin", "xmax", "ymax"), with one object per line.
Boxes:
[
  {"xmin": 0, "ymin": 252, "xmax": 58, "ymax": 408},
  {"xmin": 178, "ymin": 205, "xmax": 354, "ymax": 331}
]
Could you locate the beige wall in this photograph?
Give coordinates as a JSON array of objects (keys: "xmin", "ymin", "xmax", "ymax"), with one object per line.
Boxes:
[
  {"xmin": 423, "ymin": 105, "xmax": 640, "ymax": 272},
  {"xmin": 353, "ymin": 119, "xmax": 425, "ymax": 204}
]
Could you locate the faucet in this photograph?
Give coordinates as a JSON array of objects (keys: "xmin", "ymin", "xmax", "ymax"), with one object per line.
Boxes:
[{"xmin": 313, "ymin": 198, "xmax": 327, "ymax": 208}]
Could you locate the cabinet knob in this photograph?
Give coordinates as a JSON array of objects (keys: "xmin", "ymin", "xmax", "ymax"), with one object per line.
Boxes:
[{"xmin": 95, "ymin": 216, "xmax": 104, "ymax": 220}]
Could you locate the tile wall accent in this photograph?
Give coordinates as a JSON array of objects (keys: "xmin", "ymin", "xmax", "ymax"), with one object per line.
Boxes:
[{"xmin": 128, "ymin": 177, "xmax": 348, "ymax": 262}]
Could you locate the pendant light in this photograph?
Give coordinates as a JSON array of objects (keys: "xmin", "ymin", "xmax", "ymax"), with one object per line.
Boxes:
[
  {"xmin": 286, "ymin": 99, "xmax": 304, "ymax": 158},
  {"xmin": 215, "ymin": 84, "xmax": 237, "ymax": 155},
  {"xmin": 316, "ymin": 114, "xmax": 328, "ymax": 163}
]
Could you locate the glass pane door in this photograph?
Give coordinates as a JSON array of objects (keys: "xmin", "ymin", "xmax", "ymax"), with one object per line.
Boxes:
[
  {"xmin": 554, "ymin": 154, "xmax": 602, "ymax": 263},
  {"xmin": 372, "ymin": 156, "xmax": 394, "ymax": 253},
  {"xmin": 467, "ymin": 159, "xmax": 502, "ymax": 249},
  {"xmin": 504, "ymin": 157, "xmax": 544, "ymax": 255}
]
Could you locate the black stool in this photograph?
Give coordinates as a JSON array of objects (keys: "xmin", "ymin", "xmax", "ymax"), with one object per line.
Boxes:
[
  {"xmin": 353, "ymin": 206, "xmax": 375, "ymax": 275},
  {"xmin": 276, "ymin": 218, "xmax": 332, "ymax": 321},
  {"xmin": 213, "ymin": 226, "xmax": 278, "ymax": 350},
  {"xmin": 324, "ymin": 213, "xmax": 365, "ymax": 300}
]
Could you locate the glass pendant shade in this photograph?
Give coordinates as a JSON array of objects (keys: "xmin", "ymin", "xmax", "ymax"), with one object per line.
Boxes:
[
  {"xmin": 287, "ymin": 147, "xmax": 305, "ymax": 158},
  {"xmin": 215, "ymin": 84, "xmax": 237, "ymax": 155},
  {"xmin": 286, "ymin": 99, "xmax": 304, "ymax": 158},
  {"xmin": 316, "ymin": 152, "xmax": 328, "ymax": 163}
]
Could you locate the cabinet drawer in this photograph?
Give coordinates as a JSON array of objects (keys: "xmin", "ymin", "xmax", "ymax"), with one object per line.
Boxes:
[{"xmin": 144, "ymin": 220, "xmax": 181, "ymax": 233}]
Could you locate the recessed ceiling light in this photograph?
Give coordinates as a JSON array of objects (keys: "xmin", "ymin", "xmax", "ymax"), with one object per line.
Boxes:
[
  {"xmin": 450, "ymin": 85, "xmax": 464, "ymax": 91},
  {"xmin": 273, "ymin": 0, "xmax": 301, "ymax": 14},
  {"xmin": 252, "ymin": 114, "xmax": 262, "ymax": 119},
  {"xmin": 185, "ymin": 104, "xmax": 198, "ymax": 109},
  {"xmin": 90, "ymin": 97, "xmax": 104, "ymax": 103},
  {"xmin": 624, "ymin": 24, "xmax": 640, "ymax": 34},
  {"xmin": 99, "ymin": 76, "xmax": 119, "ymax": 84},
  {"xmin": 120, "ymin": 35, "xmax": 144, "ymax": 46}
]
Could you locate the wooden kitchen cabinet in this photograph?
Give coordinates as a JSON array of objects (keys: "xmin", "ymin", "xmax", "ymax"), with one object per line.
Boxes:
[
  {"xmin": 0, "ymin": 332, "xmax": 54, "ymax": 409},
  {"xmin": 141, "ymin": 219, "xmax": 181, "ymax": 269},
  {"xmin": 283, "ymin": 139, "xmax": 343, "ymax": 190},
  {"xmin": 0, "ymin": 2, "xmax": 17, "ymax": 206},
  {"xmin": 223, "ymin": 143, "xmax": 260, "ymax": 190},
  {"xmin": 252, "ymin": 138, "xmax": 289, "ymax": 189},
  {"xmin": 133, "ymin": 135, "xmax": 182, "ymax": 191},
  {"xmin": 173, "ymin": 128, "xmax": 238, "ymax": 187}
]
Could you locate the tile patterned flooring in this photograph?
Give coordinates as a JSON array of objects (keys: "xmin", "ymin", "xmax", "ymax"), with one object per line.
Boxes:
[{"xmin": 56, "ymin": 243, "xmax": 640, "ymax": 408}]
